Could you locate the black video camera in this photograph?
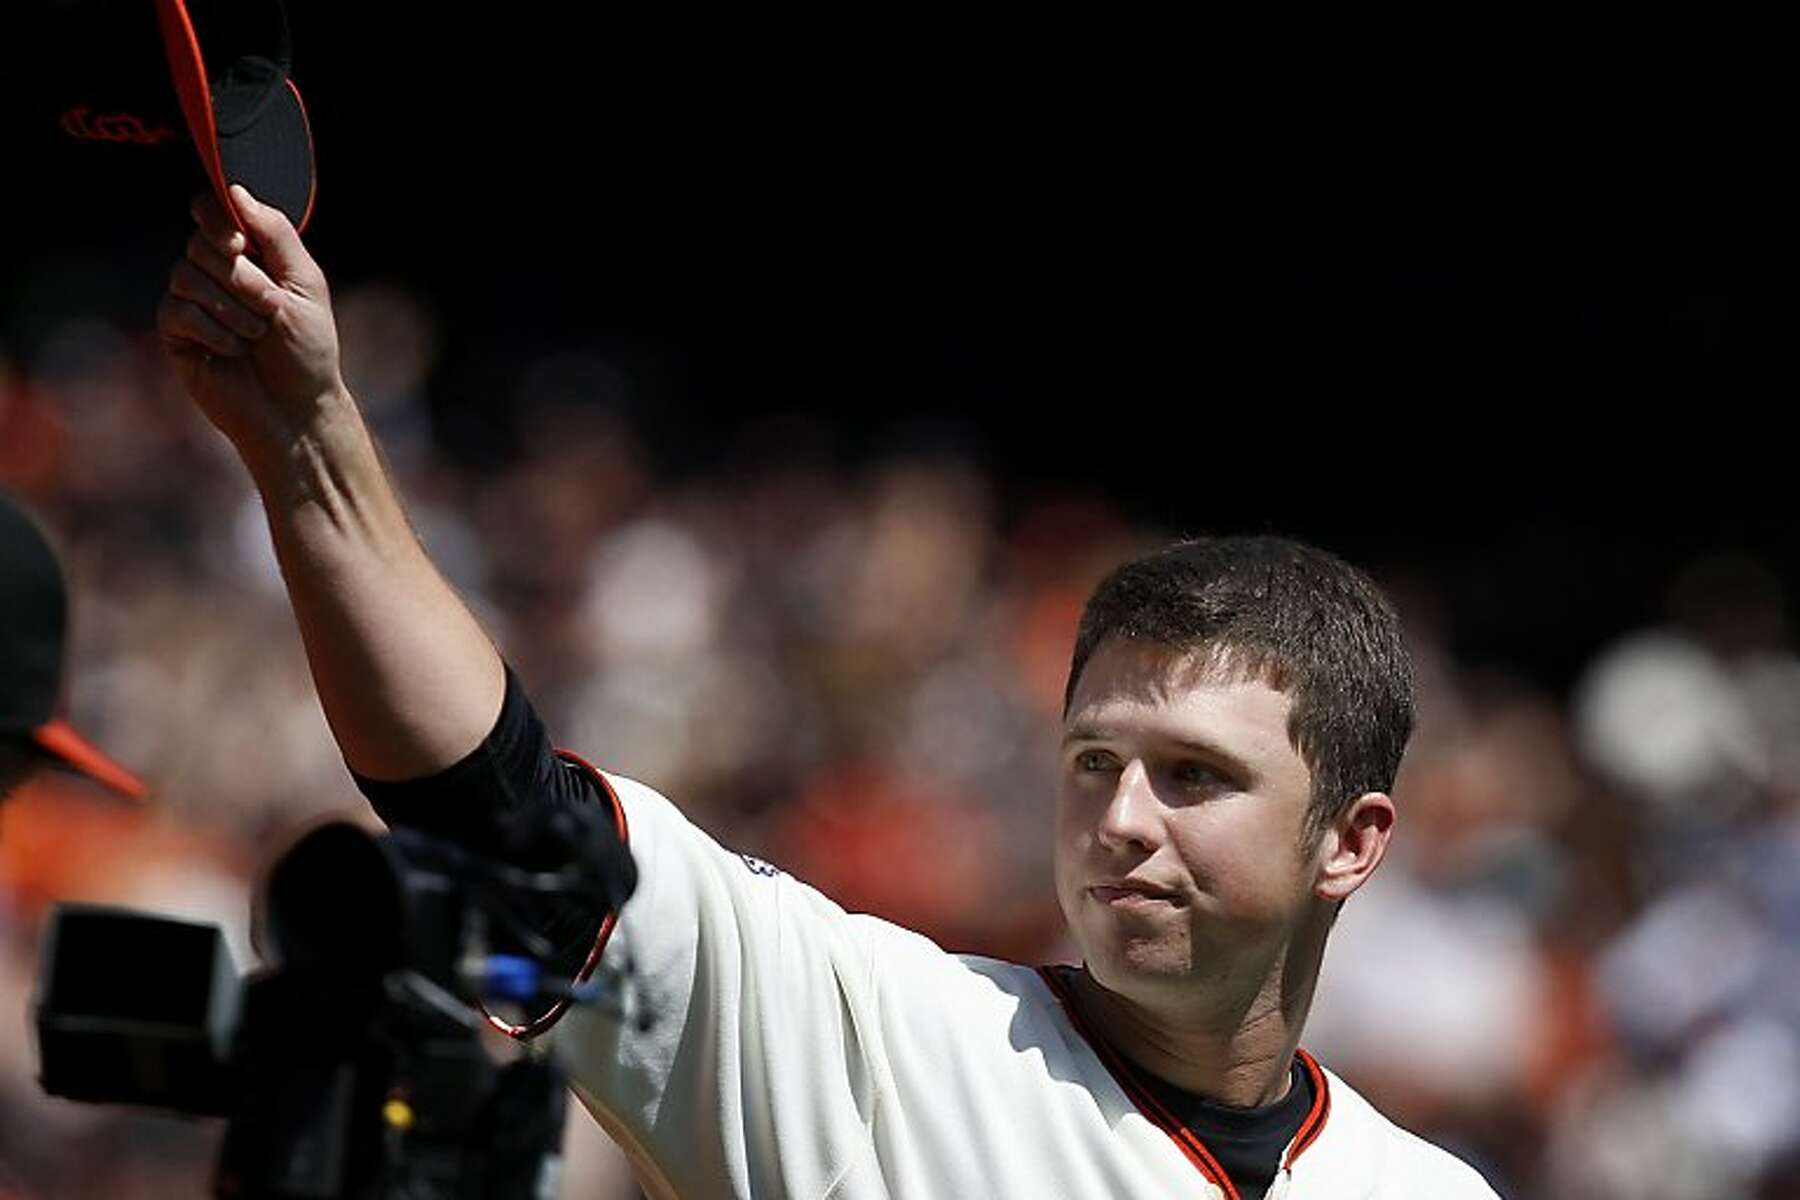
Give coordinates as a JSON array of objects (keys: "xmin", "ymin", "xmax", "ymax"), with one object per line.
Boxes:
[{"xmin": 32, "ymin": 801, "xmax": 639, "ymax": 1199}]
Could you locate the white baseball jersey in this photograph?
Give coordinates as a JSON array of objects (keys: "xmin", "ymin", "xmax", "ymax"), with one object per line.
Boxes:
[{"xmin": 548, "ymin": 772, "xmax": 1502, "ymax": 1200}]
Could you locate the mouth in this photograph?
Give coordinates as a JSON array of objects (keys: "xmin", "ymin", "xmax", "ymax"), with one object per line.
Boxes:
[{"xmin": 1088, "ymin": 880, "xmax": 1181, "ymax": 907}]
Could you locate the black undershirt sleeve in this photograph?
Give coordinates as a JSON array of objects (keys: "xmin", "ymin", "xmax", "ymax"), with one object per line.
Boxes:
[{"xmin": 350, "ymin": 663, "xmax": 615, "ymax": 980}]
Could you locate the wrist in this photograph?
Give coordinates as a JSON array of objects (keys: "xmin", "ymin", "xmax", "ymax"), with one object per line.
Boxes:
[
  {"xmin": 236, "ymin": 380, "xmax": 358, "ymax": 486},
  {"xmin": 240, "ymin": 385, "xmax": 406, "ymax": 537}
]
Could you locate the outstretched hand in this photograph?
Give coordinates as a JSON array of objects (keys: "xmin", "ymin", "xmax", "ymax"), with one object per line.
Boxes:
[{"xmin": 157, "ymin": 184, "xmax": 348, "ymax": 461}]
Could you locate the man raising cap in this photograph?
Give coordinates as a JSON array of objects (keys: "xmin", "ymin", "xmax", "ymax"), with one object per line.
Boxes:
[
  {"xmin": 0, "ymin": 492, "xmax": 147, "ymax": 804},
  {"xmin": 158, "ymin": 186, "xmax": 1501, "ymax": 1200}
]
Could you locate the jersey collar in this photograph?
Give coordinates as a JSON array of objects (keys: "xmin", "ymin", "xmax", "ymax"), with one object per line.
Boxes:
[{"xmin": 1036, "ymin": 965, "xmax": 1333, "ymax": 1199}]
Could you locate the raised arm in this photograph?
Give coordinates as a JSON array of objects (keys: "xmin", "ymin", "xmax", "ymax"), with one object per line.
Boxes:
[{"xmin": 157, "ymin": 185, "xmax": 501, "ymax": 781}]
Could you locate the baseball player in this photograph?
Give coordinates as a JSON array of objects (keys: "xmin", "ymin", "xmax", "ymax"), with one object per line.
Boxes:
[
  {"xmin": 1, "ymin": 492, "xmax": 147, "ymax": 806},
  {"xmin": 159, "ymin": 185, "xmax": 1502, "ymax": 1200}
]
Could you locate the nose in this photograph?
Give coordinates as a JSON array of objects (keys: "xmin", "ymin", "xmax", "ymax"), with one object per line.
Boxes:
[{"xmin": 1096, "ymin": 759, "xmax": 1162, "ymax": 854}]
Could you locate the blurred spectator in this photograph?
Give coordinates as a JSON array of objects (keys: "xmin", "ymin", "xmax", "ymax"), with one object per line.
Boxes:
[{"xmin": 1538, "ymin": 552, "xmax": 1800, "ymax": 1199}]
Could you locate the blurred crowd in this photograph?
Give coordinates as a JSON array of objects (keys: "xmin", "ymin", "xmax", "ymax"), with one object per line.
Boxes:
[{"xmin": 3, "ymin": 282, "xmax": 1799, "ymax": 1199}]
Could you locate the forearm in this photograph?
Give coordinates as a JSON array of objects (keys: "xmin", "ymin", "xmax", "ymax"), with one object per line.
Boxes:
[
  {"xmin": 245, "ymin": 384, "xmax": 503, "ymax": 781},
  {"xmin": 159, "ymin": 186, "xmax": 502, "ymax": 782}
]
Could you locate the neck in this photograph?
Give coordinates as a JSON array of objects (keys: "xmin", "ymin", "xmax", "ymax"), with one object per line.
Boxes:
[{"xmin": 1072, "ymin": 912, "xmax": 1330, "ymax": 1108}]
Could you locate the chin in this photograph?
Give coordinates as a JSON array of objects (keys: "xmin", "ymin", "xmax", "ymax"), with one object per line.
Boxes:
[{"xmin": 1082, "ymin": 927, "xmax": 1193, "ymax": 991}]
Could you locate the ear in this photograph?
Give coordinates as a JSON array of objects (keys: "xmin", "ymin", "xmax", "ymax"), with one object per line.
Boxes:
[{"xmin": 1312, "ymin": 791, "xmax": 1395, "ymax": 903}]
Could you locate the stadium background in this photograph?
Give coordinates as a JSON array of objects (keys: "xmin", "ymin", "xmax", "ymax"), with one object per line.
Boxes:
[{"xmin": 3, "ymin": 8, "xmax": 1798, "ymax": 1197}]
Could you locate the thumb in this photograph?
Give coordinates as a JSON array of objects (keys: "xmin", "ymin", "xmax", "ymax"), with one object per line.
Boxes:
[{"xmin": 229, "ymin": 184, "xmax": 318, "ymax": 290}]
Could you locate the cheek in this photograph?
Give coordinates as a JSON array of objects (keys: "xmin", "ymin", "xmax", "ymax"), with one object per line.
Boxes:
[
  {"xmin": 1052, "ymin": 781, "xmax": 1089, "ymax": 848},
  {"xmin": 1167, "ymin": 809, "xmax": 1305, "ymax": 909},
  {"xmin": 1052, "ymin": 787, "xmax": 1093, "ymax": 900},
  {"xmin": 1051, "ymin": 793, "xmax": 1080, "ymax": 872}
]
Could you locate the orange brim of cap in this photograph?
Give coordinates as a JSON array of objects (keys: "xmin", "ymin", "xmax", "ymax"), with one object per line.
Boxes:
[
  {"xmin": 152, "ymin": 0, "xmax": 316, "ymax": 236},
  {"xmin": 31, "ymin": 719, "xmax": 149, "ymax": 801},
  {"xmin": 153, "ymin": 0, "xmax": 232, "ymax": 228}
]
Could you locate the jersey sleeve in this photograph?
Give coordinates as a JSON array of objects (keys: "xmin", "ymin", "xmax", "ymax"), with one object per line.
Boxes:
[
  {"xmin": 546, "ymin": 773, "xmax": 892, "ymax": 1200},
  {"xmin": 1299, "ymin": 1067, "xmax": 1507, "ymax": 1200},
  {"xmin": 347, "ymin": 672, "xmax": 914, "ymax": 1197}
]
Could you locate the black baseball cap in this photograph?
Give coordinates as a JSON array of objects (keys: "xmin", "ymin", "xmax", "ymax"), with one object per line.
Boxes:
[
  {"xmin": 8, "ymin": 0, "xmax": 316, "ymax": 233},
  {"xmin": 0, "ymin": 494, "xmax": 147, "ymax": 800}
]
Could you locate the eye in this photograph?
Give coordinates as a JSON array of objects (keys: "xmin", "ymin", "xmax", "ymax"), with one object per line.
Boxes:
[
  {"xmin": 1073, "ymin": 749, "xmax": 1117, "ymax": 773},
  {"xmin": 1171, "ymin": 760, "xmax": 1228, "ymax": 790}
]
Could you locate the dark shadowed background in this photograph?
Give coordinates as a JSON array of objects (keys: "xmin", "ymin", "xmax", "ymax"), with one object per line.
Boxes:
[{"xmin": 7, "ymin": 7, "xmax": 1797, "ymax": 690}]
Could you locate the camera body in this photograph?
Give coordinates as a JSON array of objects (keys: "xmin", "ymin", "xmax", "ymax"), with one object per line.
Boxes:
[{"xmin": 34, "ymin": 811, "xmax": 635, "ymax": 1199}]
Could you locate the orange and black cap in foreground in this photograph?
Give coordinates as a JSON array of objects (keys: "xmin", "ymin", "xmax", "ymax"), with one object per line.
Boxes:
[
  {"xmin": 0, "ymin": 493, "xmax": 147, "ymax": 801},
  {"xmin": 7, "ymin": 0, "xmax": 315, "ymax": 233}
]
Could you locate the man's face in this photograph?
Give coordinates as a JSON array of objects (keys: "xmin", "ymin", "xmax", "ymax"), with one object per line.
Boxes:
[{"xmin": 1054, "ymin": 637, "xmax": 1323, "ymax": 1003}]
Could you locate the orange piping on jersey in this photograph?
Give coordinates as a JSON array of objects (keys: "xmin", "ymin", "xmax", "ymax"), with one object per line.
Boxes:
[
  {"xmin": 482, "ymin": 748, "xmax": 631, "ymax": 1040},
  {"xmin": 1038, "ymin": 966, "xmax": 1240, "ymax": 1200},
  {"xmin": 1283, "ymin": 1048, "xmax": 1332, "ymax": 1168}
]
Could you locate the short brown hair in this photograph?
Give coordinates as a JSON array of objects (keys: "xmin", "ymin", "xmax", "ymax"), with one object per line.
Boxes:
[{"xmin": 1065, "ymin": 536, "xmax": 1415, "ymax": 837}]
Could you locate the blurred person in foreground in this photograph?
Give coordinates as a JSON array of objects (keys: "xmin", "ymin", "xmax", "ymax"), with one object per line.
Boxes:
[
  {"xmin": 156, "ymin": 185, "xmax": 1500, "ymax": 1200},
  {"xmin": 0, "ymin": 492, "xmax": 147, "ymax": 807}
]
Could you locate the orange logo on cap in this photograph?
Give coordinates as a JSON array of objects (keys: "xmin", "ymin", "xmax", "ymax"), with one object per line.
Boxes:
[{"xmin": 58, "ymin": 107, "xmax": 179, "ymax": 145}]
